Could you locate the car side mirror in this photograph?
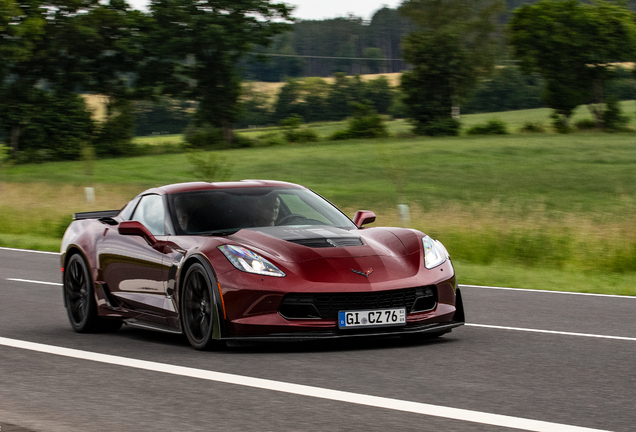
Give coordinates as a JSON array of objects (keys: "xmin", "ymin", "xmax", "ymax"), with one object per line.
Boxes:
[
  {"xmin": 353, "ymin": 210, "xmax": 376, "ymax": 228},
  {"xmin": 118, "ymin": 221, "xmax": 158, "ymax": 246}
]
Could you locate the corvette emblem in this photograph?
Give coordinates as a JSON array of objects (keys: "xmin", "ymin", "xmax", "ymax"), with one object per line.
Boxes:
[{"xmin": 351, "ymin": 268, "xmax": 373, "ymax": 278}]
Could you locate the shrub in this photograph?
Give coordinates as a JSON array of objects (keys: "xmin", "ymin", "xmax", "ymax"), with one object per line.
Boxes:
[
  {"xmin": 184, "ymin": 123, "xmax": 225, "ymax": 149},
  {"xmin": 230, "ymin": 134, "xmax": 255, "ymax": 148},
  {"xmin": 519, "ymin": 122, "xmax": 545, "ymax": 133},
  {"xmin": 256, "ymin": 132, "xmax": 286, "ymax": 147},
  {"xmin": 284, "ymin": 128, "xmax": 318, "ymax": 143},
  {"xmin": 94, "ymin": 99, "xmax": 136, "ymax": 158},
  {"xmin": 133, "ymin": 98, "xmax": 192, "ymax": 136},
  {"xmin": 551, "ymin": 113, "xmax": 572, "ymax": 134},
  {"xmin": 331, "ymin": 102, "xmax": 388, "ymax": 140},
  {"xmin": 414, "ymin": 118, "xmax": 461, "ymax": 137},
  {"xmin": 6, "ymin": 91, "xmax": 95, "ymax": 162},
  {"xmin": 330, "ymin": 130, "xmax": 351, "ymax": 140},
  {"xmin": 575, "ymin": 119, "xmax": 597, "ymax": 131},
  {"xmin": 462, "ymin": 66, "xmax": 545, "ymax": 114},
  {"xmin": 603, "ymin": 97, "xmax": 629, "ymax": 132},
  {"xmin": 280, "ymin": 115, "xmax": 318, "ymax": 143},
  {"xmin": 466, "ymin": 119, "xmax": 508, "ymax": 135},
  {"xmin": 279, "ymin": 114, "xmax": 303, "ymax": 130},
  {"xmin": 345, "ymin": 102, "xmax": 389, "ymax": 139},
  {"xmin": 187, "ymin": 150, "xmax": 233, "ymax": 182}
]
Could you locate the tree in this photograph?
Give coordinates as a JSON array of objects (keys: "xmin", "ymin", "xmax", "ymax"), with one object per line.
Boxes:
[
  {"xmin": 72, "ymin": 1, "xmax": 148, "ymax": 155},
  {"xmin": 399, "ymin": 0, "xmax": 505, "ymax": 136},
  {"xmin": 0, "ymin": 0, "xmax": 143, "ymax": 157},
  {"xmin": 362, "ymin": 47, "xmax": 387, "ymax": 74},
  {"xmin": 143, "ymin": 0, "xmax": 293, "ymax": 144},
  {"xmin": 509, "ymin": 0, "xmax": 636, "ymax": 128}
]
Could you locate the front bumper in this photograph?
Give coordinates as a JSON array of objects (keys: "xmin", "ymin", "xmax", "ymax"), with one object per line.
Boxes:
[
  {"xmin": 221, "ymin": 287, "xmax": 465, "ymax": 342},
  {"xmin": 222, "ymin": 320, "xmax": 464, "ymax": 342}
]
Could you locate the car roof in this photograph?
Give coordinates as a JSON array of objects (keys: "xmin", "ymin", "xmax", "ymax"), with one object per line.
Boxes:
[{"xmin": 140, "ymin": 180, "xmax": 305, "ymax": 196}]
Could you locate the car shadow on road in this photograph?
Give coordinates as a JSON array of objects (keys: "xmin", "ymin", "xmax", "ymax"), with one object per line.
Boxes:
[
  {"xmin": 112, "ymin": 324, "xmax": 458, "ymax": 354},
  {"xmin": 225, "ymin": 333, "xmax": 456, "ymax": 354}
]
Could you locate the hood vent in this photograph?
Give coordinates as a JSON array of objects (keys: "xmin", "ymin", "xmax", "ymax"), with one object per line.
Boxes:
[{"xmin": 288, "ymin": 237, "xmax": 364, "ymax": 248}]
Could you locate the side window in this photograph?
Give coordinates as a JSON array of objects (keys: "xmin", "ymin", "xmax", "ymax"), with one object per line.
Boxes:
[
  {"xmin": 131, "ymin": 194, "xmax": 166, "ymax": 236},
  {"xmin": 119, "ymin": 196, "xmax": 141, "ymax": 221}
]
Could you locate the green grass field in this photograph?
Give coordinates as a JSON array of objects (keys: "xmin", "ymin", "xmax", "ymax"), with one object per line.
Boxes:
[{"xmin": 2, "ymin": 104, "xmax": 636, "ymax": 295}]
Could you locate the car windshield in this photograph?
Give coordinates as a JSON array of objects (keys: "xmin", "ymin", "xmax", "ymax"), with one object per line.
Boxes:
[{"xmin": 167, "ymin": 187, "xmax": 356, "ymax": 235}]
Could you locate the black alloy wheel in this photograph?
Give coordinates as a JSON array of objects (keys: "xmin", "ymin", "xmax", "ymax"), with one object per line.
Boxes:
[
  {"xmin": 181, "ymin": 263, "xmax": 221, "ymax": 350},
  {"xmin": 64, "ymin": 254, "xmax": 121, "ymax": 333}
]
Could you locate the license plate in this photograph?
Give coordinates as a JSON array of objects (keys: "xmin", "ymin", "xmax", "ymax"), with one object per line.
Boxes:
[{"xmin": 338, "ymin": 308, "xmax": 406, "ymax": 329}]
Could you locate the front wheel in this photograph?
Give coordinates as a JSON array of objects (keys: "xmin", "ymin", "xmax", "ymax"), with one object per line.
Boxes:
[
  {"xmin": 181, "ymin": 263, "xmax": 223, "ymax": 350},
  {"xmin": 64, "ymin": 254, "xmax": 122, "ymax": 333}
]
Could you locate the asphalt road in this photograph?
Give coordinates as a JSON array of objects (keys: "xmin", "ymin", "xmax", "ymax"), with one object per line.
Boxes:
[{"xmin": 0, "ymin": 247, "xmax": 634, "ymax": 432}]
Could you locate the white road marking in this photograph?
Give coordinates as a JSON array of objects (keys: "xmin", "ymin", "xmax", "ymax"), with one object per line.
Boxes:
[
  {"xmin": 0, "ymin": 246, "xmax": 59, "ymax": 255},
  {"xmin": 5, "ymin": 278, "xmax": 62, "ymax": 286},
  {"xmin": 459, "ymin": 284, "xmax": 636, "ymax": 299},
  {"xmin": 467, "ymin": 323, "xmax": 636, "ymax": 341},
  {"xmin": 0, "ymin": 336, "xmax": 610, "ymax": 432}
]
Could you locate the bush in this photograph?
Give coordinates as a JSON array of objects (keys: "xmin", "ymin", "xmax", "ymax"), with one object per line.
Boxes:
[
  {"xmin": 256, "ymin": 132, "xmax": 286, "ymax": 147},
  {"xmin": 330, "ymin": 130, "xmax": 352, "ymax": 140},
  {"xmin": 184, "ymin": 123, "xmax": 226, "ymax": 149},
  {"xmin": 280, "ymin": 115, "xmax": 319, "ymax": 143},
  {"xmin": 345, "ymin": 102, "xmax": 388, "ymax": 139},
  {"xmin": 284, "ymin": 128, "xmax": 318, "ymax": 143},
  {"xmin": 6, "ymin": 91, "xmax": 95, "ymax": 162},
  {"xmin": 187, "ymin": 150, "xmax": 233, "ymax": 182},
  {"xmin": 551, "ymin": 113, "xmax": 572, "ymax": 134},
  {"xmin": 230, "ymin": 134, "xmax": 255, "ymax": 148},
  {"xmin": 603, "ymin": 97, "xmax": 629, "ymax": 132},
  {"xmin": 462, "ymin": 66, "xmax": 545, "ymax": 114},
  {"xmin": 414, "ymin": 118, "xmax": 461, "ymax": 137},
  {"xmin": 519, "ymin": 122, "xmax": 545, "ymax": 133},
  {"xmin": 388, "ymin": 90, "xmax": 409, "ymax": 119},
  {"xmin": 575, "ymin": 119, "xmax": 597, "ymax": 131},
  {"xmin": 94, "ymin": 99, "xmax": 136, "ymax": 157},
  {"xmin": 133, "ymin": 98, "xmax": 192, "ymax": 136},
  {"xmin": 466, "ymin": 119, "xmax": 508, "ymax": 135}
]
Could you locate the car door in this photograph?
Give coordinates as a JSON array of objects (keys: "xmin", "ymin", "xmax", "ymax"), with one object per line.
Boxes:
[{"xmin": 99, "ymin": 194, "xmax": 175, "ymax": 324}]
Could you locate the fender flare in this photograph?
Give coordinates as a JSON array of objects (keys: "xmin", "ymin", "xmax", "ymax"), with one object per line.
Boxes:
[{"xmin": 178, "ymin": 254, "xmax": 226, "ymax": 340}]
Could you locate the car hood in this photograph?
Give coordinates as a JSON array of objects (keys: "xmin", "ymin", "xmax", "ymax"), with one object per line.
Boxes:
[
  {"xmin": 226, "ymin": 225, "xmax": 422, "ymax": 263},
  {"xmin": 213, "ymin": 226, "xmax": 427, "ymax": 284}
]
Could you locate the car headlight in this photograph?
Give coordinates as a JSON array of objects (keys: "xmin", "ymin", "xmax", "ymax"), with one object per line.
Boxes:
[
  {"xmin": 218, "ymin": 245, "xmax": 286, "ymax": 277},
  {"xmin": 422, "ymin": 235, "xmax": 448, "ymax": 269}
]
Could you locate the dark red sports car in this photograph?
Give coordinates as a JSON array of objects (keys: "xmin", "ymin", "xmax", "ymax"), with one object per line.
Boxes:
[{"xmin": 61, "ymin": 180, "xmax": 464, "ymax": 349}]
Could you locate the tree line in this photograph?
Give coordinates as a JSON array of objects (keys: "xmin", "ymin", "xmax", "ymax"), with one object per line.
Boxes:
[
  {"xmin": 1, "ymin": 0, "xmax": 636, "ymax": 162},
  {"xmin": 0, "ymin": 0, "xmax": 292, "ymax": 160}
]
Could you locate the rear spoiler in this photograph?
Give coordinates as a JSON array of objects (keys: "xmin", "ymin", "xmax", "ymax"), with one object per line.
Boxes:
[{"xmin": 73, "ymin": 210, "xmax": 120, "ymax": 221}]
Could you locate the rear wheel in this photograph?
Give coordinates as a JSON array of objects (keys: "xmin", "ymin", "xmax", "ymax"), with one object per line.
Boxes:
[
  {"xmin": 64, "ymin": 254, "xmax": 122, "ymax": 333},
  {"xmin": 181, "ymin": 263, "xmax": 223, "ymax": 350}
]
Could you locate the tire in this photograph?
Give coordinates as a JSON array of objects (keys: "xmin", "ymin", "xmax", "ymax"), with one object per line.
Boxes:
[
  {"xmin": 181, "ymin": 263, "xmax": 223, "ymax": 350},
  {"xmin": 64, "ymin": 254, "xmax": 122, "ymax": 333}
]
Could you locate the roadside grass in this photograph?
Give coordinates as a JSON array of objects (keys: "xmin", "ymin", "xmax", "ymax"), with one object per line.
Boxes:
[
  {"xmin": 455, "ymin": 261, "xmax": 636, "ymax": 296},
  {"xmin": 2, "ymin": 112, "xmax": 636, "ymax": 294}
]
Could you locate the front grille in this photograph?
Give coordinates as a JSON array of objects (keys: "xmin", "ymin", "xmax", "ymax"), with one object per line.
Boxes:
[
  {"xmin": 287, "ymin": 237, "xmax": 364, "ymax": 248},
  {"xmin": 279, "ymin": 286, "xmax": 437, "ymax": 320}
]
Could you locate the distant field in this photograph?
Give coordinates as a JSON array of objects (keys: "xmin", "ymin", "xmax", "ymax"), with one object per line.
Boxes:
[
  {"xmin": 246, "ymin": 72, "xmax": 403, "ymax": 99},
  {"xmin": 84, "ymin": 72, "xmax": 404, "ymax": 121}
]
